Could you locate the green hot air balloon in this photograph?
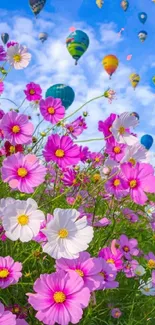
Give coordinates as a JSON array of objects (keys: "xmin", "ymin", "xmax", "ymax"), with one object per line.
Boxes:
[
  {"xmin": 152, "ymin": 76, "xmax": 155, "ymax": 85},
  {"xmin": 45, "ymin": 84, "xmax": 75, "ymax": 110},
  {"xmin": 1, "ymin": 33, "xmax": 9, "ymax": 45},
  {"xmin": 66, "ymin": 30, "xmax": 89, "ymax": 65},
  {"xmin": 29, "ymin": 0, "xmax": 46, "ymax": 17}
]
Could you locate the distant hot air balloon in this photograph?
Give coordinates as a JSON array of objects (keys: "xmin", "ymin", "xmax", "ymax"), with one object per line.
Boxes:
[
  {"xmin": 1, "ymin": 33, "xmax": 9, "ymax": 45},
  {"xmin": 38, "ymin": 32, "xmax": 48, "ymax": 43},
  {"xmin": 45, "ymin": 84, "xmax": 75, "ymax": 110},
  {"xmin": 96, "ymin": 0, "xmax": 104, "ymax": 8},
  {"xmin": 29, "ymin": 0, "xmax": 46, "ymax": 17},
  {"xmin": 120, "ymin": 0, "xmax": 129, "ymax": 11},
  {"xmin": 129, "ymin": 73, "xmax": 140, "ymax": 90},
  {"xmin": 141, "ymin": 134, "xmax": 153, "ymax": 150},
  {"xmin": 138, "ymin": 12, "xmax": 147, "ymax": 24},
  {"xmin": 102, "ymin": 55, "xmax": 119, "ymax": 79},
  {"xmin": 138, "ymin": 31, "xmax": 147, "ymax": 42},
  {"xmin": 66, "ymin": 30, "xmax": 89, "ymax": 65},
  {"xmin": 152, "ymin": 76, "xmax": 155, "ymax": 85},
  {"xmin": 130, "ymin": 112, "xmax": 139, "ymax": 120}
]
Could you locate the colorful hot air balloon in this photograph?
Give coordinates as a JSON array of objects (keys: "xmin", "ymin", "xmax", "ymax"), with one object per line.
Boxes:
[
  {"xmin": 138, "ymin": 12, "xmax": 147, "ymax": 24},
  {"xmin": 38, "ymin": 32, "xmax": 48, "ymax": 43},
  {"xmin": 45, "ymin": 84, "xmax": 75, "ymax": 110},
  {"xmin": 141, "ymin": 134, "xmax": 153, "ymax": 150},
  {"xmin": 66, "ymin": 30, "xmax": 89, "ymax": 65},
  {"xmin": 120, "ymin": 0, "xmax": 129, "ymax": 11},
  {"xmin": 152, "ymin": 76, "xmax": 155, "ymax": 85},
  {"xmin": 102, "ymin": 55, "xmax": 119, "ymax": 79},
  {"xmin": 1, "ymin": 33, "xmax": 9, "ymax": 45},
  {"xmin": 96, "ymin": 0, "xmax": 104, "ymax": 8},
  {"xmin": 130, "ymin": 112, "xmax": 139, "ymax": 120},
  {"xmin": 29, "ymin": 0, "xmax": 46, "ymax": 17},
  {"xmin": 129, "ymin": 73, "xmax": 140, "ymax": 90},
  {"xmin": 138, "ymin": 31, "xmax": 147, "ymax": 42}
]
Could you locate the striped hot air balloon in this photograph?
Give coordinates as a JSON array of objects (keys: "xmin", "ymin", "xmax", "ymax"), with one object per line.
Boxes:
[
  {"xmin": 66, "ymin": 30, "xmax": 89, "ymax": 65},
  {"xmin": 129, "ymin": 73, "xmax": 140, "ymax": 90},
  {"xmin": 102, "ymin": 55, "xmax": 119, "ymax": 79},
  {"xmin": 29, "ymin": 0, "xmax": 46, "ymax": 17}
]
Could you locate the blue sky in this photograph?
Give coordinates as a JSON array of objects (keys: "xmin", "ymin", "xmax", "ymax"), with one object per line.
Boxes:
[{"xmin": 1, "ymin": 0, "xmax": 155, "ymax": 157}]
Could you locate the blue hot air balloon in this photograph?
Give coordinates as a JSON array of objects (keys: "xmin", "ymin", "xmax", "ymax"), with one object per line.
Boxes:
[
  {"xmin": 138, "ymin": 30, "xmax": 147, "ymax": 42},
  {"xmin": 138, "ymin": 12, "xmax": 147, "ymax": 24},
  {"xmin": 1, "ymin": 33, "xmax": 9, "ymax": 45},
  {"xmin": 66, "ymin": 30, "xmax": 89, "ymax": 65},
  {"xmin": 45, "ymin": 84, "xmax": 75, "ymax": 110},
  {"xmin": 140, "ymin": 134, "xmax": 153, "ymax": 150}
]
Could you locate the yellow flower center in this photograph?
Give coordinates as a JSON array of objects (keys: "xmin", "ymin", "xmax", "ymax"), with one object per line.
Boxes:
[
  {"xmin": 14, "ymin": 307, "xmax": 20, "ymax": 313},
  {"xmin": 75, "ymin": 269, "xmax": 84, "ymax": 277},
  {"xmin": 129, "ymin": 180, "xmax": 137, "ymax": 188},
  {"xmin": 114, "ymin": 146, "xmax": 121, "ymax": 154},
  {"xmin": 119, "ymin": 126, "xmax": 125, "ymax": 135},
  {"xmin": 0, "ymin": 269, "xmax": 9, "ymax": 278},
  {"xmin": 144, "ymin": 287, "xmax": 150, "ymax": 292},
  {"xmin": 136, "ymin": 271, "xmax": 141, "ymax": 275},
  {"xmin": 12, "ymin": 125, "xmax": 20, "ymax": 133},
  {"xmin": 93, "ymin": 174, "xmax": 101, "ymax": 182},
  {"xmin": 115, "ymin": 311, "xmax": 120, "ymax": 317},
  {"xmin": 68, "ymin": 126, "xmax": 74, "ymax": 132},
  {"xmin": 58, "ymin": 228, "xmax": 68, "ymax": 238},
  {"xmin": 99, "ymin": 271, "xmax": 106, "ymax": 279},
  {"xmin": 29, "ymin": 89, "xmax": 35, "ymax": 95},
  {"xmin": 76, "ymin": 195, "xmax": 82, "ymax": 201},
  {"xmin": 95, "ymin": 157, "xmax": 100, "ymax": 162},
  {"xmin": 147, "ymin": 259, "xmax": 155, "ymax": 269},
  {"xmin": 17, "ymin": 168, "xmax": 28, "ymax": 178},
  {"xmin": 123, "ymin": 246, "xmax": 129, "ymax": 252},
  {"xmin": 13, "ymin": 54, "xmax": 21, "ymax": 62},
  {"xmin": 53, "ymin": 291, "xmax": 66, "ymax": 303},
  {"xmin": 55, "ymin": 149, "xmax": 65, "ymax": 158},
  {"xmin": 48, "ymin": 107, "xmax": 55, "ymax": 115},
  {"xmin": 9, "ymin": 145, "xmax": 15, "ymax": 153},
  {"xmin": 129, "ymin": 158, "xmax": 136, "ymax": 166},
  {"xmin": 107, "ymin": 258, "xmax": 114, "ymax": 264},
  {"xmin": 113, "ymin": 179, "xmax": 120, "ymax": 187},
  {"xmin": 18, "ymin": 214, "xmax": 29, "ymax": 226}
]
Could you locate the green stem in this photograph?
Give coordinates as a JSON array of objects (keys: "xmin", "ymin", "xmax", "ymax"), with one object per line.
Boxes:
[
  {"xmin": 0, "ymin": 98, "xmax": 18, "ymax": 107},
  {"xmin": 18, "ymin": 98, "xmax": 26, "ymax": 110},
  {"xmin": 75, "ymin": 137, "xmax": 104, "ymax": 143}
]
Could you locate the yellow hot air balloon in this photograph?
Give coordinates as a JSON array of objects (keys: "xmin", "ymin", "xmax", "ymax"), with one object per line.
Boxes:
[
  {"xmin": 102, "ymin": 55, "xmax": 119, "ymax": 79},
  {"xmin": 129, "ymin": 73, "xmax": 140, "ymax": 90},
  {"xmin": 96, "ymin": 0, "xmax": 104, "ymax": 8}
]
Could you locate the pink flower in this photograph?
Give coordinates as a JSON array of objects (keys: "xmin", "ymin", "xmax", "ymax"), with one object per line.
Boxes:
[
  {"xmin": 66, "ymin": 116, "xmax": 87, "ymax": 139},
  {"xmin": 118, "ymin": 235, "xmax": 139, "ymax": 260},
  {"xmin": 105, "ymin": 168, "xmax": 128, "ymax": 199},
  {"xmin": 98, "ymin": 247, "xmax": 123, "ymax": 271},
  {"xmin": 122, "ymin": 208, "xmax": 139, "ymax": 223},
  {"xmin": 61, "ymin": 169, "xmax": 78, "ymax": 187},
  {"xmin": 33, "ymin": 214, "xmax": 53, "ymax": 244},
  {"xmin": 27, "ymin": 270, "xmax": 90, "ymax": 325},
  {"xmin": 1, "ymin": 153, "xmax": 47, "ymax": 193},
  {"xmin": 145, "ymin": 252, "xmax": 155, "ymax": 269},
  {"xmin": 98, "ymin": 113, "xmax": 117, "ymax": 141},
  {"xmin": 24, "ymin": 82, "xmax": 42, "ymax": 102},
  {"xmin": 98, "ymin": 258, "xmax": 119, "ymax": 290},
  {"xmin": 0, "ymin": 81, "xmax": 4, "ymax": 95},
  {"xmin": 111, "ymin": 308, "xmax": 122, "ymax": 319},
  {"xmin": 16, "ymin": 320, "xmax": 29, "ymax": 325},
  {"xmin": 0, "ymin": 256, "xmax": 22, "ymax": 289},
  {"xmin": 6, "ymin": 304, "xmax": 27, "ymax": 320},
  {"xmin": 0, "ymin": 46, "xmax": 6, "ymax": 61},
  {"xmin": 152, "ymin": 270, "xmax": 155, "ymax": 287},
  {"xmin": 0, "ymin": 111, "xmax": 34, "ymax": 145},
  {"xmin": 89, "ymin": 152, "xmax": 104, "ymax": 166},
  {"xmin": 105, "ymin": 139, "xmax": 126, "ymax": 162},
  {"xmin": 56, "ymin": 252, "xmax": 102, "ymax": 292},
  {"xmin": 121, "ymin": 162, "xmax": 155, "ymax": 205},
  {"xmin": 0, "ymin": 302, "xmax": 16, "ymax": 324},
  {"xmin": 40, "ymin": 97, "xmax": 65, "ymax": 124},
  {"xmin": 43, "ymin": 134, "xmax": 80, "ymax": 168},
  {"xmin": 79, "ymin": 146, "xmax": 90, "ymax": 162},
  {"xmin": 123, "ymin": 260, "xmax": 139, "ymax": 278},
  {"xmin": 7, "ymin": 41, "xmax": 18, "ymax": 48},
  {"xmin": 66, "ymin": 197, "xmax": 76, "ymax": 205},
  {"xmin": 0, "ymin": 109, "xmax": 4, "ymax": 120}
]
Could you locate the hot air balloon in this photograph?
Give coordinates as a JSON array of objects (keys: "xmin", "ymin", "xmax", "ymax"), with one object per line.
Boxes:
[
  {"xmin": 130, "ymin": 112, "xmax": 139, "ymax": 120},
  {"xmin": 152, "ymin": 76, "xmax": 155, "ymax": 85},
  {"xmin": 1, "ymin": 33, "xmax": 9, "ymax": 45},
  {"xmin": 102, "ymin": 55, "xmax": 119, "ymax": 79},
  {"xmin": 140, "ymin": 134, "xmax": 153, "ymax": 150},
  {"xmin": 138, "ymin": 12, "xmax": 147, "ymax": 24},
  {"xmin": 138, "ymin": 31, "xmax": 147, "ymax": 42},
  {"xmin": 66, "ymin": 30, "xmax": 89, "ymax": 65},
  {"xmin": 129, "ymin": 73, "xmax": 140, "ymax": 90},
  {"xmin": 120, "ymin": 0, "xmax": 129, "ymax": 11},
  {"xmin": 38, "ymin": 32, "xmax": 48, "ymax": 43},
  {"xmin": 29, "ymin": 0, "xmax": 46, "ymax": 17},
  {"xmin": 96, "ymin": 0, "xmax": 104, "ymax": 8},
  {"xmin": 45, "ymin": 84, "xmax": 75, "ymax": 110}
]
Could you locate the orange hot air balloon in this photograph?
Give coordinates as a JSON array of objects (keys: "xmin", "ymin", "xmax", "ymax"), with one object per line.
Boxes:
[{"xmin": 102, "ymin": 55, "xmax": 119, "ymax": 79}]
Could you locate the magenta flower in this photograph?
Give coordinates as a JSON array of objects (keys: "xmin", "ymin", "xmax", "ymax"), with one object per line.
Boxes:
[
  {"xmin": 61, "ymin": 168, "xmax": 78, "ymax": 187},
  {"xmin": 0, "ymin": 81, "xmax": 4, "ymax": 95},
  {"xmin": 121, "ymin": 162, "xmax": 155, "ymax": 205},
  {"xmin": 79, "ymin": 146, "xmax": 90, "ymax": 162},
  {"xmin": 0, "ymin": 256, "xmax": 22, "ymax": 289},
  {"xmin": 98, "ymin": 247, "xmax": 123, "ymax": 271},
  {"xmin": 43, "ymin": 134, "xmax": 80, "ymax": 168},
  {"xmin": 24, "ymin": 82, "xmax": 42, "ymax": 101},
  {"xmin": 0, "ymin": 302, "xmax": 16, "ymax": 324},
  {"xmin": 0, "ymin": 109, "xmax": 4, "ymax": 120},
  {"xmin": 27, "ymin": 270, "xmax": 90, "ymax": 325},
  {"xmin": 123, "ymin": 260, "xmax": 139, "ymax": 278},
  {"xmin": 105, "ymin": 168, "xmax": 128, "ymax": 199},
  {"xmin": 145, "ymin": 252, "xmax": 155, "ymax": 269},
  {"xmin": 66, "ymin": 116, "xmax": 87, "ymax": 139},
  {"xmin": 16, "ymin": 320, "xmax": 29, "ymax": 325},
  {"xmin": 0, "ymin": 46, "xmax": 6, "ymax": 61},
  {"xmin": 1, "ymin": 153, "xmax": 47, "ymax": 193},
  {"xmin": 105, "ymin": 139, "xmax": 126, "ymax": 162},
  {"xmin": 118, "ymin": 235, "xmax": 139, "ymax": 260},
  {"xmin": 98, "ymin": 258, "xmax": 119, "ymax": 290},
  {"xmin": 89, "ymin": 152, "xmax": 104, "ymax": 166},
  {"xmin": 56, "ymin": 252, "xmax": 102, "ymax": 292},
  {"xmin": 0, "ymin": 111, "xmax": 33, "ymax": 145},
  {"xmin": 7, "ymin": 41, "xmax": 18, "ymax": 48},
  {"xmin": 40, "ymin": 97, "xmax": 65, "ymax": 124},
  {"xmin": 33, "ymin": 213, "xmax": 53, "ymax": 244},
  {"xmin": 111, "ymin": 308, "xmax": 122, "ymax": 319},
  {"xmin": 122, "ymin": 208, "xmax": 139, "ymax": 223},
  {"xmin": 98, "ymin": 113, "xmax": 117, "ymax": 141}
]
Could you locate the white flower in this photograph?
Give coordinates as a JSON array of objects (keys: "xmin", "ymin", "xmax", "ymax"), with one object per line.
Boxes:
[
  {"xmin": 135, "ymin": 265, "xmax": 146, "ymax": 276},
  {"xmin": 7, "ymin": 44, "xmax": 31, "ymax": 70},
  {"xmin": 0, "ymin": 198, "xmax": 15, "ymax": 218},
  {"xmin": 145, "ymin": 205, "xmax": 155, "ymax": 219},
  {"xmin": 121, "ymin": 143, "xmax": 149, "ymax": 165},
  {"xmin": 139, "ymin": 279, "xmax": 155, "ymax": 296},
  {"xmin": 42, "ymin": 208, "xmax": 94, "ymax": 259},
  {"xmin": 2, "ymin": 198, "xmax": 45, "ymax": 242},
  {"xmin": 111, "ymin": 112, "xmax": 139, "ymax": 145}
]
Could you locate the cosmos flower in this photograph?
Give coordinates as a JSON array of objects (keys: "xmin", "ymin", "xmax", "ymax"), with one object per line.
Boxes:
[
  {"xmin": 24, "ymin": 82, "xmax": 42, "ymax": 102},
  {"xmin": 122, "ymin": 208, "xmax": 139, "ymax": 223},
  {"xmin": 0, "ymin": 111, "xmax": 34, "ymax": 145},
  {"xmin": 145, "ymin": 252, "xmax": 155, "ymax": 269},
  {"xmin": 145, "ymin": 204, "xmax": 155, "ymax": 219},
  {"xmin": 7, "ymin": 41, "xmax": 18, "ymax": 48},
  {"xmin": 121, "ymin": 142, "xmax": 149, "ymax": 165},
  {"xmin": 16, "ymin": 319, "xmax": 29, "ymax": 325},
  {"xmin": 43, "ymin": 134, "xmax": 80, "ymax": 168},
  {"xmin": 27, "ymin": 270, "xmax": 91, "ymax": 325},
  {"xmin": 98, "ymin": 247, "xmax": 123, "ymax": 271},
  {"xmin": 4, "ymin": 141, "xmax": 23, "ymax": 156},
  {"xmin": 123, "ymin": 260, "xmax": 139, "ymax": 278},
  {"xmin": 0, "ymin": 46, "xmax": 6, "ymax": 61},
  {"xmin": 89, "ymin": 152, "xmax": 104, "ymax": 166},
  {"xmin": 66, "ymin": 116, "xmax": 87, "ymax": 139},
  {"xmin": 42, "ymin": 208, "xmax": 94, "ymax": 259},
  {"xmin": 135, "ymin": 265, "xmax": 146, "ymax": 276},
  {"xmin": 98, "ymin": 258, "xmax": 119, "ymax": 290},
  {"xmin": 111, "ymin": 112, "xmax": 138, "ymax": 145},
  {"xmin": 0, "ymin": 302, "xmax": 16, "ymax": 325},
  {"xmin": 98, "ymin": 113, "xmax": 117, "ymax": 141},
  {"xmin": 6, "ymin": 304, "xmax": 28, "ymax": 320},
  {"xmin": 0, "ymin": 80, "xmax": 4, "ymax": 95},
  {"xmin": 3, "ymin": 198, "xmax": 45, "ymax": 242},
  {"xmin": 0, "ymin": 256, "xmax": 22, "ymax": 289},
  {"xmin": 7, "ymin": 44, "xmax": 31, "ymax": 70},
  {"xmin": 105, "ymin": 139, "xmax": 126, "ymax": 162},
  {"xmin": 105, "ymin": 168, "xmax": 128, "ymax": 199},
  {"xmin": 33, "ymin": 213, "xmax": 53, "ymax": 244},
  {"xmin": 40, "ymin": 97, "xmax": 65, "ymax": 124},
  {"xmin": 0, "ymin": 109, "xmax": 4, "ymax": 119},
  {"xmin": 79, "ymin": 146, "xmax": 91, "ymax": 162},
  {"xmin": 118, "ymin": 234, "xmax": 139, "ymax": 260},
  {"xmin": 2, "ymin": 153, "xmax": 46, "ymax": 193},
  {"xmin": 111, "ymin": 308, "xmax": 122, "ymax": 319},
  {"xmin": 139, "ymin": 279, "xmax": 155, "ymax": 296},
  {"xmin": 61, "ymin": 168, "xmax": 78, "ymax": 187}
]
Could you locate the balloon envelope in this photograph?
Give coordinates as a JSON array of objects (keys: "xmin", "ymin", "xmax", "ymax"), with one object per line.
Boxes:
[
  {"xmin": 120, "ymin": 0, "xmax": 129, "ymax": 11},
  {"xmin": 66, "ymin": 30, "xmax": 89, "ymax": 65},
  {"xmin": 29, "ymin": 0, "xmax": 46, "ymax": 16},
  {"xmin": 39, "ymin": 32, "xmax": 48, "ymax": 42},
  {"xmin": 130, "ymin": 112, "xmax": 139, "ymax": 120},
  {"xmin": 140, "ymin": 134, "xmax": 153, "ymax": 150},
  {"xmin": 1, "ymin": 33, "xmax": 9, "ymax": 45},
  {"xmin": 129, "ymin": 73, "xmax": 140, "ymax": 89},
  {"xmin": 45, "ymin": 84, "xmax": 75, "ymax": 109},
  {"xmin": 152, "ymin": 76, "xmax": 155, "ymax": 85},
  {"xmin": 138, "ymin": 12, "xmax": 147, "ymax": 24},
  {"xmin": 102, "ymin": 55, "xmax": 119, "ymax": 77},
  {"xmin": 138, "ymin": 30, "xmax": 147, "ymax": 42}
]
